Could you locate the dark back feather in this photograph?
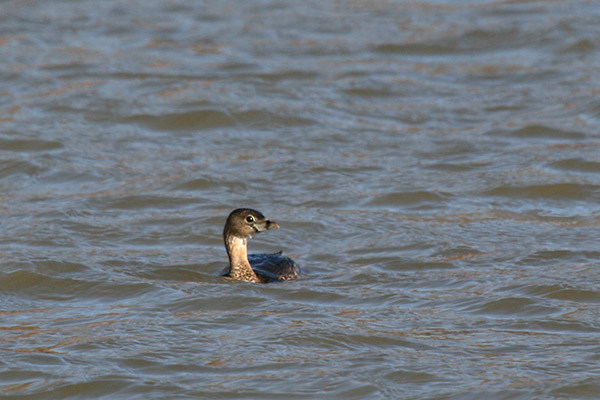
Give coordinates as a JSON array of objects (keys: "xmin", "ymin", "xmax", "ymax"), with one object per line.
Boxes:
[{"xmin": 248, "ymin": 252, "xmax": 300, "ymax": 282}]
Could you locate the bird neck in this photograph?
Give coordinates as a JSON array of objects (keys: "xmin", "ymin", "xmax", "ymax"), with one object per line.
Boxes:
[{"xmin": 225, "ymin": 235, "xmax": 260, "ymax": 282}]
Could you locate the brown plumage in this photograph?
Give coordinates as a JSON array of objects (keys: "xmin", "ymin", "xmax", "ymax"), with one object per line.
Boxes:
[{"xmin": 222, "ymin": 208, "xmax": 299, "ymax": 283}]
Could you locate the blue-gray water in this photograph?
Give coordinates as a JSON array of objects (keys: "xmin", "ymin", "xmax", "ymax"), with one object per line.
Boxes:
[{"xmin": 1, "ymin": 1, "xmax": 600, "ymax": 399}]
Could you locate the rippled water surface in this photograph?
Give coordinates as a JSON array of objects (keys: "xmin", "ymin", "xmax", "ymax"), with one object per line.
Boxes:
[{"xmin": 2, "ymin": 0, "xmax": 600, "ymax": 399}]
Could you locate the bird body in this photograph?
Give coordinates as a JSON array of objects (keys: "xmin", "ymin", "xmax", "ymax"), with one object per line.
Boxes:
[{"xmin": 222, "ymin": 208, "xmax": 299, "ymax": 283}]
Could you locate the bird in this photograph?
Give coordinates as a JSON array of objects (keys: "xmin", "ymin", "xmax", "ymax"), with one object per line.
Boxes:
[{"xmin": 221, "ymin": 208, "xmax": 299, "ymax": 283}]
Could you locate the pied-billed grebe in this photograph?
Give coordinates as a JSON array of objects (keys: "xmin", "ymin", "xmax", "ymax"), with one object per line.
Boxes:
[{"xmin": 221, "ymin": 208, "xmax": 299, "ymax": 283}]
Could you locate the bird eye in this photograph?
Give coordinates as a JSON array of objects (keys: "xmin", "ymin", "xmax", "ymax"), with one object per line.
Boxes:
[{"xmin": 246, "ymin": 216, "xmax": 255, "ymax": 223}]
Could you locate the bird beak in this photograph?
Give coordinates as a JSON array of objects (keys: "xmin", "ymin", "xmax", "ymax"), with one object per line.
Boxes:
[
  {"xmin": 253, "ymin": 218, "xmax": 280, "ymax": 233},
  {"xmin": 265, "ymin": 219, "xmax": 280, "ymax": 230}
]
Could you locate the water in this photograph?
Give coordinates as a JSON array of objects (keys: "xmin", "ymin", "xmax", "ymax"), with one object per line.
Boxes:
[{"xmin": 1, "ymin": 0, "xmax": 600, "ymax": 399}]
